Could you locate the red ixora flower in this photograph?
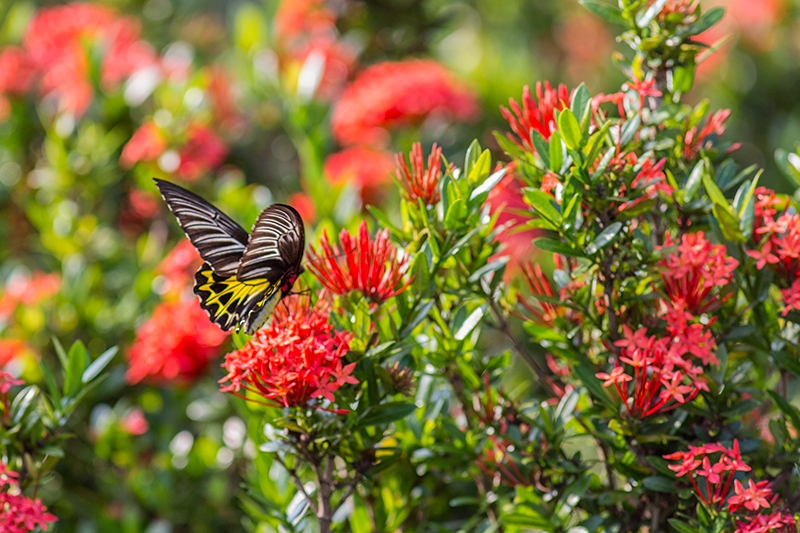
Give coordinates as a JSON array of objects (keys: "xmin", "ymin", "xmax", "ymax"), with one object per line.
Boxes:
[
  {"xmin": 728, "ymin": 479, "xmax": 774, "ymax": 514},
  {"xmin": 664, "ymin": 440, "xmax": 751, "ymax": 510},
  {"xmin": 684, "ymin": 109, "xmax": 735, "ymax": 160},
  {"xmin": 331, "ymin": 59, "xmax": 478, "ymax": 147},
  {"xmin": 157, "ymin": 239, "xmax": 203, "ymax": 296},
  {"xmin": 0, "ymin": 461, "xmax": 57, "ymax": 533},
  {"xmin": 120, "ymin": 122, "xmax": 167, "ymax": 169},
  {"xmin": 22, "ymin": 3, "xmax": 157, "ymax": 116},
  {"xmin": 659, "ymin": 231, "xmax": 738, "ymax": 314},
  {"xmin": 176, "ymin": 124, "xmax": 228, "ymax": 181},
  {"xmin": 500, "ymin": 82, "xmax": 570, "ymax": 153},
  {"xmin": 307, "ymin": 220, "xmax": 410, "ymax": 303},
  {"xmin": 219, "ymin": 296, "xmax": 356, "ymax": 408},
  {"xmin": 126, "ymin": 299, "xmax": 228, "ymax": 385},
  {"xmin": 394, "ymin": 142, "xmax": 444, "ymax": 205},
  {"xmin": 324, "ymin": 146, "xmax": 395, "ymax": 204},
  {"xmin": 734, "ymin": 511, "xmax": 797, "ymax": 533}
]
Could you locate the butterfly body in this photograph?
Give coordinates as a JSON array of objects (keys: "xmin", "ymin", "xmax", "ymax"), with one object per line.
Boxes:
[{"xmin": 154, "ymin": 179, "xmax": 305, "ymax": 334}]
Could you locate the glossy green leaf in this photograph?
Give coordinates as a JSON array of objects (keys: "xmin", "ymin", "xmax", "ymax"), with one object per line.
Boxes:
[
  {"xmin": 358, "ymin": 402, "xmax": 417, "ymax": 427},
  {"xmin": 586, "ymin": 222, "xmax": 622, "ymax": 255},
  {"xmin": 82, "ymin": 346, "xmax": 117, "ymax": 384},
  {"xmin": 558, "ymin": 108, "xmax": 583, "ymax": 151}
]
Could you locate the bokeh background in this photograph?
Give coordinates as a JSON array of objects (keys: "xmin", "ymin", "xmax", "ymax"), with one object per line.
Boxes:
[{"xmin": 1, "ymin": 0, "xmax": 799, "ymax": 531}]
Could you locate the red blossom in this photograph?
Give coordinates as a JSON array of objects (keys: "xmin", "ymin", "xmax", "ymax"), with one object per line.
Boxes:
[
  {"xmin": 659, "ymin": 231, "xmax": 738, "ymax": 314},
  {"xmin": 597, "ymin": 326, "xmax": 707, "ymax": 419},
  {"xmin": 684, "ymin": 109, "xmax": 734, "ymax": 160},
  {"xmin": 734, "ymin": 511, "xmax": 797, "ymax": 533},
  {"xmin": 487, "ymin": 169, "xmax": 540, "ymax": 272},
  {"xmin": 664, "ymin": 440, "xmax": 751, "ymax": 510},
  {"xmin": 623, "ymin": 75, "xmax": 662, "ymax": 111},
  {"xmin": 307, "ymin": 220, "xmax": 409, "ymax": 303},
  {"xmin": 394, "ymin": 143, "xmax": 444, "ymax": 205},
  {"xmin": 220, "ymin": 296, "xmax": 356, "ymax": 408},
  {"xmin": 519, "ymin": 262, "xmax": 564, "ymax": 327},
  {"xmin": 500, "ymin": 82, "xmax": 570, "ymax": 152},
  {"xmin": 0, "ymin": 340, "xmax": 29, "ymax": 369},
  {"xmin": 0, "ymin": 48, "xmax": 35, "ymax": 96},
  {"xmin": 331, "ymin": 59, "xmax": 478, "ymax": 147},
  {"xmin": 324, "ymin": 146, "xmax": 395, "ymax": 204},
  {"xmin": 157, "ymin": 239, "xmax": 203, "ymax": 296},
  {"xmin": 728, "ymin": 479, "xmax": 773, "ymax": 514},
  {"xmin": 126, "ymin": 299, "xmax": 228, "ymax": 386},
  {"xmin": 780, "ymin": 279, "xmax": 800, "ymax": 317},
  {"xmin": 287, "ymin": 192, "xmax": 317, "ymax": 224},
  {"xmin": 0, "ymin": 271, "xmax": 61, "ymax": 320},
  {"xmin": 0, "ymin": 461, "xmax": 57, "ymax": 533},
  {"xmin": 119, "ymin": 407, "xmax": 149, "ymax": 435},
  {"xmin": 120, "ymin": 122, "xmax": 167, "ymax": 168},
  {"xmin": 23, "ymin": 3, "xmax": 157, "ymax": 116},
  {"xmin": 274, "ymin": 0, "xmax": 336, "ymax": 42},
  {"xmin": 176, "ymin": 124, "xmax": 228, "ymax": 181}
]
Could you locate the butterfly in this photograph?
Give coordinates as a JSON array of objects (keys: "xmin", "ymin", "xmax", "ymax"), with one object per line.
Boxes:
[{"xmin": 154, "ymin": 179, "xmax": 305, "ymax": 334}]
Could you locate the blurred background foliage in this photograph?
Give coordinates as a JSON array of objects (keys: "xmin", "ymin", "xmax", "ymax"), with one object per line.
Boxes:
[{"xmin": 0, "ymin": 0, "xmax": 799, "ymax": 531}]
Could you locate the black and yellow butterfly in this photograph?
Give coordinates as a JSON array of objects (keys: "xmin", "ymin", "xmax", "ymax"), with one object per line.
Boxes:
[{"xmin": 154, "ymin": 179, "xmax": 305, "ymax": 334}]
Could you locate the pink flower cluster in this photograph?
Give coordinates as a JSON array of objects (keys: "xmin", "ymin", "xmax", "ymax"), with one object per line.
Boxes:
[
  {"xmin": 0, "ymin": 462, "xmax": 57, "ymax": 533},
  {"xmin": 664, "ymin": 441, "xmax": 796, "ymax": 532}
]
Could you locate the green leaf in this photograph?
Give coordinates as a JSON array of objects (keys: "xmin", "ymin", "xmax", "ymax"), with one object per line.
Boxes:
[
  {"xmin": 367, "ymin": 205, "xmax": 402, "ymax": 240},
  {"xmin": 684, "ymin": 160, "xmax": 704, "ymax": 202},
  {"xmin": 558, "ymin": 109, "xmax": 583, "ymax": 151},
  {"xmin": 636, "ymin": 0, "xmax": 668, "ymax": 27},
  {"xmin": 686, "ymin": 6, "xmax": 724, "ymax": 36},
  {"xmin": 82, "ymin": 346, "xmax": 117, "ymax": 384},
  {"xmin": 468, "ymin": 257, "xmax": 508, "ymax": 283},
  {"xmin": 444, "ymin": 198, "xmax": 465, "ymax": 230},
  {"xmin": 582, "ymin": 121, "xmax": 611, "ymax": 168},
  {"xmin": 469, "ymin": 168, "xmax": 506, "ymax": 203},
  {"xmin": 586, "ymin": 222, "xmax": 622, "ymax": 255},
  {"xmin": 492, "ymin": 131, "xmax": 526, "ymax": 160},
  {"xmin": 642, "ymin": 476, "xmax": 676, "ymax": 493},
  {"xmin": 549, "ymin": 131, "xmax": 564, "ymax": 173},
  {"xmin": 570, "ymin": 83, "xmax": 591, "ymax": 126},
  {"xmin": 64, "ymin": 340, "xmax": 88, "ymax": 397},
  {"xmin": 523, "ymin": 323, "xmax": 567, "ymax": 343},
  {"xmin": 712, "ymin": 203, "xmax": 744, "ymax": 242},
  {"xmin": 467, "ymin": 149, "xmax": 491, "ymax": 186},
  {"xmin": 412, "ymin": 253, "xmax": 431, "ymax": 295},
  {"xmin": 702, "ymin": 170, "xmax": 728, "ymax": 206},
  {"xmin": 737, "ymin": 172, "xmax": 761, "ymax": 238},
  {"xmin": 400, "ymin": 300, "xmax": 434, "ymax": 337},
  {"xmin": 773, "ymin": 350, "xmax": 800, "ymax": 378},
  {"xmin": 767, "ymin": 390, "xmax": 800, "ymax": 433},
  {"xmin": 668, "ymin": 519, "xmax": 699, "ymax": 533},
  {"xmin": 52, "ymin": 337, "xmax": 68, "ymax": 369},
  {"xmin": 534, "ymin": 238, "xmax": 586, "ymax": 258},
  {"xmin": 464, "ymin": 139, "xmax": 481, "ymax": 180},
  {"xmin": 524, "ymin": 189, "xmax": 561, "ymax": 227},
  {"xmin": 532, "ymin": 130, "xmax": 551, "ymax": 168},
  {"xmin": 358, "ymin": 402, "xmax": 417, "ymax": 427},
  {"xmin": 580, "ymin": 1, "xmax": 627, "ymax": 26},
  {"xmin": 672, "ymin": 63, "xmax": 695, "ymax": 94},
  {"xmin": 775, "ymin": 148, "xmax": 800, "ymax": 188},
  {"xmin": 454, "ymin": 304, "xmax": 487, "ymax": 341}
]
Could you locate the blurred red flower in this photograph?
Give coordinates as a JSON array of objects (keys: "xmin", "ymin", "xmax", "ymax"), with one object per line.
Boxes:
[
  {"xmin": 331, "ymin": 59, "xmax": 479, "ymax": 147},
  {"xmin": 487, "ymin": 169, "xmax": 538, "ymax": 273},
  {"xmin": 324, "ymin": 146, "xmax": 394, "ymax": 204},
  {"xmin": 307, "ymin": 220, "xmax": 409, "ymax": 303},
  {"xmin": 500, "ymin": 82, "xmax": 569, "ymax": 153},
  {"xmin": 0, "ymin": 47, "xmax": 35, "ymax": 96},
  {"xmin": 684, "ymin": 109, "xmax": 733, "ymax": 160},
  {"xmin": 394, "ymin": 143, "xmax": 443, "ymax": 205},
  {"xmin": 176, "ymin": 124, "xmax": 228, "ymax": 181},
  {"xmin": 0, "ymin": 271, "xmax": 61, "ymax": 320},
  {"xmin": 119, "ymin": 407, "xmax": 149, "ymax": 436},
  {"xmin": 120, "ymin": 122, "xmax": 167, "ymax": 168},
  {"xmin": 158, "ymin": 239, "xmax": 203, "ymax": 296},
  {"xmin": 0, "ymin": 462, "xmax": 57, "ymax": 533},
  {"xmin": 288, "ymin": 192, "xmax": 317, "ymax": 225},
  {"xmin": 220, "ymin": 296, "xmax": 356, "ymax": 408},
  {"xmin": 23, "ymin": 3, "xmax": 157, "ymax": 116},
  {"xmin": 275, "ymin": 0, "xmax": 336, "ymax": 42},
  {"xmin": 734, "ymin": 511, "xmax": 796, "ymax": 533},
  {"xmin": 126, "ymin": 299, "xmax": 228, "ymax": 385},
  {"xmin": 0, "ymin": 340, "xmax": 28, "ymax": 369}
]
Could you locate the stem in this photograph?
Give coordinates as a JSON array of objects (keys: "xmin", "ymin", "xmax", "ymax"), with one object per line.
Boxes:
[
  {"xmin": 315, "ymin": 456, "xmax": 335, "ymax": 533},
  {"xmin": 274, "ymin": 454, "xmax": 319, "ymax": 515}
]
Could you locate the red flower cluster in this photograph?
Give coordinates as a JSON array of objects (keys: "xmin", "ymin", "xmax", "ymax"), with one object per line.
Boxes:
[
  {"xmin": 331, "ymin": 59, "xmax": 478, "ymax": 147},
  {"xmin": 659, "ymin": 231, "xmax": 738, "ymax": 314},
  {"xmin": 0, "ymin": 271, "xmax": 61, "ymax": 321},
  {"xmin": 684, "ymin": 109, "xmax": 735, "ymax": 160},
  {"xmin": 323, "ymin": 146, "xmax": 395, "ymax": 204},
  {"xmin": 394, "ymin": 143, "xmax": 444, "ymax": 206},
  {"xmin": 665, "ymin": 441, "xmax": 796, "ymax": 531},
  {"xmin": 0, "ymin": 462, "xmax": 57, "ymax": 533},
  {"xmin": 618, "ymin": 157, "xmax": 673, "ymax": 212},
  {"xmin": 126, "ymin": 299, "xmax": 228, "ymax": 385},
  {"xmin": 220, "ymin": 296, "xmax": 356, "ymax": 408},
  {"xmin": 664, "ymin": 440, "xmax": 751, "ymax": 509},
  {"xmin": 18, "ymin": 3, "xmax": 157, "ymax": 116},
  {"xmin": 500, "ymin": 82, "xmax": 569, "ymax": 152},
  {"xmin": 120, "ymin": 122, "xmax": 228, "ymax": 180},
  {"xmin": 0, "ymin": 339, "xmax": 29, "ymax": 369},
  {"xmin": 597, "ymin": 325, "xmax": 709, "ymax": 419},
  {"xmin": 307, "ymin": 220, "xmax": 410, "ymax": 303},
  {"xmin": 0, "ymin": 48, "xmax": 34, "ymax": 119},
  {"xmin": 747, "ymin": 187, "xmax": 800, "ymax": 315}
]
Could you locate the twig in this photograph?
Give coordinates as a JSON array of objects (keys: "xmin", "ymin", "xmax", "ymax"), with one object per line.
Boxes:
[{"xmin": 273, "ymin": 453, "xmax": 319, "ymax": 515}]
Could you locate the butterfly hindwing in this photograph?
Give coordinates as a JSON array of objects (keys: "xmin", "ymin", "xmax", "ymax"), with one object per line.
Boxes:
[
  {"xmin": 193, "ymin": 263, "xmax": 279, "ymax": 332},
  {"xmin": 155, "ymin": 179, "xmax": 249, "ymax": 277},
  {"xmin": 237, "ymin": 204, "xmax": 305, "ymax": 282}
]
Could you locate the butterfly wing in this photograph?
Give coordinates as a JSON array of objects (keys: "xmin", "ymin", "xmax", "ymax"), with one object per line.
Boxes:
[
  {"xmin": 193, "ymin": 263, "xmax": 279, "ymax": 332},
  {"xmin": 237, "ymin": 204, "xmax": 305, "ymax": 282},
  {"xmin": 154, "ymin": 179, "xmax": 249, "ymax": 277}
]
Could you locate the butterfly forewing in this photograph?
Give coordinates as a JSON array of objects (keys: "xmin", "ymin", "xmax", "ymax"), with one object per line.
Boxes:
[
  {"xmin": 154, "ymin": 179, "xmax": 249, "ymax": 277},
  {"xmin": 237, "ymin": 204, "xmax": 305, "ymax": 282}
]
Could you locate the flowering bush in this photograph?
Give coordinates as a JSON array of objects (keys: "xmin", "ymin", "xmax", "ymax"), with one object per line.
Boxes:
[{"xmin": 2, "ymin": 0, "xmax": 800, "ymax": 531}]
